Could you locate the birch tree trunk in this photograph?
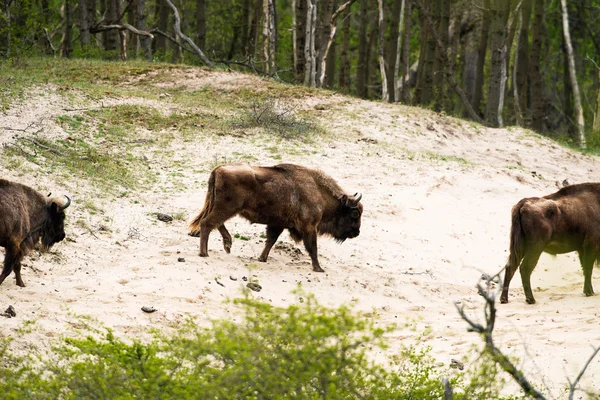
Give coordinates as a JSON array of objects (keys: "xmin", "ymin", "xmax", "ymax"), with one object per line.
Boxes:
[
  {"xmin": 294, "ymin": 0, "xmax": 306, "ymax": 81},
  {"xmin": 529, "ymin": 0, "xmax": 544, "ymax": 132},
  {"xmin": 377, "ymin": 0, "xmax": 388, "ymax": 101},
  {"xmin": 485, "ymin": 0, "xmax": 508, "ymax": 127},
  {"xmin": 594, "ymin": 67, "xmax": 600, "ymax": 135},
  {"xmin": 304, "ymin": 0, "xmax": 317, "ymax": 86},
  {"xmin": 384, "ymin": 0, "xmax": 401, "ymax": 102},
  {"xmin": 394, "ymin": 0, "xmax": 405, "ymax": 102},
  {"xmin": 400, "ymin": 0, "xmax": 411, "ymax": 103},
  {"xmin": 560, "ymin": 0, "xmax": 585, "ymax": 147}
]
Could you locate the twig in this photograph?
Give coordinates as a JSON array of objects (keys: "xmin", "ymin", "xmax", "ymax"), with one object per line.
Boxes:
[
  {"xmin": 567, "ymin": 346, "xmax": 600, "ymax": 400},
  {"xmin": 19, "ymin": 138, "xmax": 68, "ymax": 157},
  {"xmin": 215, "ymin": 278, "xmax": 225, "ymax": 287},
  {"xmin": 1, "ymin": 121, "xmax": 39, "ymax": 132},
  {"xmin": 457, "ymin": 269, "xmax": 547, "ymax": 399}
]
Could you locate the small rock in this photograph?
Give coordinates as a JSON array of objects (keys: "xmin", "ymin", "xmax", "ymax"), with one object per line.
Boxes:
[
  {"xmin": 246, "ymin": 282, "xmax": 262, "ymax": 292},
  {"xmin": 242, "ymin": 276, "xmax": 248, "ymax": 282},
  {"xmin": 229, "ymin": 276, "xmax": 237, "ymax": 281},
  {"xmin": 155, "ymin": 213, "xmax": 173, "ymax": 222},
  {"xmin": 141, "ymin": 306, "xmax": 157, "ymax": 313},
  {"xmin": 1, "ymin": 305, "xmax": 16, "ymax": 318},
  {"xmin": 177, "ymin": 257, "xmax": 185, "ymax": 262},
  {"xmin": 450, "ymin": 359, "xmax": 464, "ymax": 370}
]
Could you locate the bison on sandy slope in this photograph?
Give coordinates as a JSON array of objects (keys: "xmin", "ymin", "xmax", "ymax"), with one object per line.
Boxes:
[
  {"xmin": 189, "ymin": 163, "xmax": 363, "ymax": 272},
  {"xmin": 501, "ymin": 183, "xmax": 600, "ymax": 304},
  {"xmin": 0, "ymin": 179, "xmax": 70, "ymax": 287}
]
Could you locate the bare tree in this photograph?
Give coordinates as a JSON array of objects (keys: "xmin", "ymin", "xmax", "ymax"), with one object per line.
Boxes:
[
  {"xmin": 294, "ymin": 0, "xmax": 307, "ymax": 81},
  {"xmin": 400, "ymin": 0, "xmax": 411, "ymax": 103},
  {"xmin": 79, "ymin": 0, "xmax": 90, "ymax": 47},
  {"xmin": 485, "ymin": 0, "xmax": 509, "ymax": 127},
  {"xmin": 262, "ymin": 0, "xmax": 276, "ymax": 75},
  {"xmin": 377, "ymin": 0, "xmax": 388, "ymax": 101},
  {"xmin": 560, "ymin": 0, "xmax": 585, "ymax": 147},
  {"xmin": 137, "ymin": 0, "xmax": 152, "ymax": 60},
  {"xmin": 356, "ymin": 0, "xmax": 369, "ymax": 97}
]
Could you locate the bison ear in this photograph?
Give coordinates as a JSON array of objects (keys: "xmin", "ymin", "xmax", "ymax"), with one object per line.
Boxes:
[{"xmin": 339, "ymin": 194, "xmax": 349, "ymax": 206}]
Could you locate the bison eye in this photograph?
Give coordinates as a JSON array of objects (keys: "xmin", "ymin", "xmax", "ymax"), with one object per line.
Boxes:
[{"xmin": 351, "ymin": 210, "xmax": 360, "ymax": 219}]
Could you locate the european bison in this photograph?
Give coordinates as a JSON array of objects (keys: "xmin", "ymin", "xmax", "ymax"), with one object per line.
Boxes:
[
  {"xmin": 189, "ymin": 163, "xmax": 363, "ymax": 272},
  {"xmin": 501, "ymin": 183, "xmax": 600, "ymax": 304},
  {"xmin": 0, "ymin": 179, "xmax": 71, "ymax": 287}
]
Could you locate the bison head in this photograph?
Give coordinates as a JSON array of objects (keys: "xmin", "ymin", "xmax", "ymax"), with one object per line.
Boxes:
[
  {"xmin": 333, "ymin": 193, "xmax": 363, "ymax": 242},
  {"xmin": 41, "ymin": 195, "xmax": 70, "ymax": 251}
]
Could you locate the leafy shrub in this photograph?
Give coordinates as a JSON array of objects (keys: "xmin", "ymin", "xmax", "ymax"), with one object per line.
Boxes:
[{"xmin": 0, "ymin": 292, "xmax": 523, "ymax": 399}]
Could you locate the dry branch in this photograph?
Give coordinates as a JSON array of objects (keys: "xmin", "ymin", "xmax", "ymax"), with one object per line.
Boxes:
[
  {"xmin": 456, "ymin": 269, "xmax": 546, "ymax": 399},
  {"xmin": 90, "ymin": 23, "xmax": 154, "ymax": 39},
  {"xmin": 164, "ymin": 0, "xmax": 214, "ymax": 68}
]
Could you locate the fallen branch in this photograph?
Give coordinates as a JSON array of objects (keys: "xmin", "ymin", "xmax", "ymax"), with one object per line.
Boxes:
[
  {"xmin": 568, "ymin": 346, "xmax": 600, "ymax": 400},
  {"xmin": 164, "ymin": 0, "xmax": 214, "ymax": 68},
  {"xmin": 90, "ymin": 23, "xmax": 154, "ymax": 39}
]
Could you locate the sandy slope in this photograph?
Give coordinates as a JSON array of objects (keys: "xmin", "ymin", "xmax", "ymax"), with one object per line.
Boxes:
[{"xmin": 2, "ymin": 69, "xmax": 600, "ymax": 397}]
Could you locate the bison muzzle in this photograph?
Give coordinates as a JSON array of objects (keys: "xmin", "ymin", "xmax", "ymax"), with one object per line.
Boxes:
[
  {"xmin": 189, "ymin": 163, "xmax": 363, "ymax": 272},
  {"xmin": 0, "ymin": 179, "xmax": 71, "ymax": 287},
  {"xmin": 501, "ymin": 183, "xmax": 600, "ymax": 304}
]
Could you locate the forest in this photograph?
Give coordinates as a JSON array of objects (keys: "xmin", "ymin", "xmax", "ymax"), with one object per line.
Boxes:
[{"xmin": 2, "ymin": 0, "xmax": 600, "ymax": 148}]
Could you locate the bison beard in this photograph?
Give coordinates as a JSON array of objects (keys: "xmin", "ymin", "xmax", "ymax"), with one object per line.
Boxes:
[
  {"xmin": 501, "ymin": 183, "xmax": 600, "ymax": 304},
  {"xmin": 0, "ymin": 180, "xmax": 70, "ymax": 288},
  {"xmin": 189, "ymin": 164, "xmax": 363, "ymax": 272}
]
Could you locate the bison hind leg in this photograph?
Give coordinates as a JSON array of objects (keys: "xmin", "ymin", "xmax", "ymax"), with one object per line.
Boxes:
[
  {"xmin": 579, "ymin": 248, "xmax": 596, "ymax": 297},
  {"xmin": 218, "ymin": 225, "xmax": 232, "ymax": 254}
]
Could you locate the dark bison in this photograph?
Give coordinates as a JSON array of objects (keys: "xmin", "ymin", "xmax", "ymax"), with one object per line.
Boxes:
[
  {"xmin": 0, "ymin": 179, "xmax": 71, "ymax": 287},
  {"xmin": 189, "ymin": 163, "xmax": 363, "ymax": 272},
  {"xmin": 501, "ymin": 183, "xmax": 600, "ymax": 304}
]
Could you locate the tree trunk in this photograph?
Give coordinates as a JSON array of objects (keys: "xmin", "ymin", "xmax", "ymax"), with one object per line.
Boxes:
[
  {"xmin": 486, "ymin": 0, "xmax": 508, "ymax": 127},
  {"xmin": 432, "ymin": 0, "xmax": 449, "ymax": 111},
  {"xmin": 367, "ymin": 0, "xmax": 378, "ymax": 98},
  {"xmin": 529, "ymin": 0, "xmax": 544, "ymax": 132},
  {"xmin": 377, "ymin": 0, "xmax": 388, "ymax": 101},
  {"xmin": 472, "ymin": 0, "xmax": 490, "ymax": 116},
  {"xmin": 594, "ymin": 68, "xmax": 600, "ymax": 135},
  {"xmin": 316, "ymin": 0, "xmax": 333, "ymax": 85},
  {"xmin": 460, "ymin": 7, "xmax": 478, "ymax": 116},
  {"xmin": 61, "ymin": 0, "xmax": 73, "ymax": 57},
  {"xmin": 560, "ymin": 0, "xmax": 585, "ymax": 147},
  {"xmin": 268, "ymin": 0, "xmax": 276, "ymax": 73},
  {"xmin": 248, "ymin": 0, "xmax": 261, "ymax": 59},
  {"xmin": 79, "ymin": 0, "xmax": 90, "ymax": 47},
  {"xmin": 294, "ymin": 0, "xmax": 306, "ymax": 81},
  {"xmin": 384, "ymin": 0, "xmax": 401, "ymax": 102},
  {"xmin": 263, "ymin": 0, "xmax": 276, "ymax": 74},
  {"xmin": 105, "ymin": 0, "xmax": 120, "ymax": 55},
  {"xmin": 127, "ymin": 0, "xmax": 138, "ymax": 56},
  {"xmin": 338, "ymin": 5, "xmax": 351, "ymax": 92},
  {"xmin": 241, "ymin": 0, "xmax": 251, "ymax": 56},
  {"xmin": 400, "ymin": 0, "xmax": 411, "ymax": 103},
  {"xmin": 317, "ymin": 0, "xmax": 356, "ymax": 88},
  {"xmin": 304, "ymin": 0, "xmax": 317, "ymax": 86},
  {"xmin": 394, "ymin": 0, "xmax": 405, "ymax": 102},
  {"xmin": 138, "ymin": 0, "xmax": 152, "ymax": 60},
  {"xmin": 414, "ymin": 0, "xmax": 435, "ymax": 106},
  {"xmin": 356, "ymin": 0, "xmax": 369, "ymax": 98},
  {"xmin": 155, "ymin": 0, "xmax": 168, "ymax": 53},
  {"xmin": 196, "ymin": 0, "xmax": 206, "ymax": 50},
  {"xmin": 515, "ymin": 0, "xmax": 531, "ymax": 124}
]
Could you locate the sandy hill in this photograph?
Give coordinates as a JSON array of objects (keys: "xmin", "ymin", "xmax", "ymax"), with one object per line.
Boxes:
[{"xmin": 1, "ymin": 64, "xmax": 600, "ymax": 396}]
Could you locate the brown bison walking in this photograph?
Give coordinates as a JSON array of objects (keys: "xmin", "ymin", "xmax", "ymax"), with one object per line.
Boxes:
[
  {"xmin": 501, "ymin": 183, "xmax": 600, "ymax": 304},
  {"xmin": 189, "ymin": 163, "xmax": 363, "ymax": 272},
  {"xmin": 0, "ymin": 179, "xmax": 71, "ymax": 287}
]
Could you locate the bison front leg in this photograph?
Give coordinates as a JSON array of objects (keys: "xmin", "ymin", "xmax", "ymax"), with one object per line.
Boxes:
[
  {"xmin": 519, "ymin": 249, "xmax": 543, "ymax": 304},
  {"xmin": 302, "ymin": 229, "xmax": 324, "ymax": 273},
  {"xmin": 579, "ymin": 248, "xmax": 596, "ymax": 297},
  {"xmin": 258, "ymin": 225, "xmax": 284, "ymax": 262}
]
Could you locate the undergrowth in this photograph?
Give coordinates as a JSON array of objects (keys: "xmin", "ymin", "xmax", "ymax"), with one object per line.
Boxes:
[{"xmin": 0, "ymin": 292, "xmax": 525, "ymax": 400}]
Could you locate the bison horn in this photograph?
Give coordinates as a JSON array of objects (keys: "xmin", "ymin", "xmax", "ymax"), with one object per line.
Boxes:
[
  {"xmin": 61, "ymin": 195, "xmax": 71, "ymax": 210},
  {"xmin": 354, "ymin": 193, "xmax": 362, "ymax": 203}
]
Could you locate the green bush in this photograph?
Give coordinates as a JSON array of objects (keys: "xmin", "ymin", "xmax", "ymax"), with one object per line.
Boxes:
[{"xmin": 0, "ymin": 292, "xmax": 522, "ymax": 399}]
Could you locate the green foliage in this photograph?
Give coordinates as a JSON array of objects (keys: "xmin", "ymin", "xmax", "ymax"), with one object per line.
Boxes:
[{"xmin": 0, "ymin": 293, "xmax": 524, "ymax": 399}]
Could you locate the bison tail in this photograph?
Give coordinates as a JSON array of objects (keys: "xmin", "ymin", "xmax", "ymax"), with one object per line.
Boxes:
[
  {"xmin": 189, "ymin": 169, "xmax": 217, "ymax": 234},
  {"xmin": 508, "ymin": 199, "xmax": 527, "ymax": 269}
]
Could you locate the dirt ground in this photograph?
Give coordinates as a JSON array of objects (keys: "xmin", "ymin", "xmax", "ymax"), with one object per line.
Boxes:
[{"xmin": 2, "ymin": 69, "xmax": 600, "ymax": 397}]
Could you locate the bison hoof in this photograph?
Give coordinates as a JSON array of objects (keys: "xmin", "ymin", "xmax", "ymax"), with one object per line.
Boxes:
[
  {"xmin": 224, "ymin": 244, "xmax": 232, "ymax": 254},
  {"xmin": 258, "ymin": 256, "xmax": 268, "ymax": 263},
  {"xmin": 313, "ymin": 266, "xmax": 325, "ymax": 273},
  {"xmin": 526, "ymin": 297, "xmax": 536, "ymax": 305},
  {"xmin": 584, "ymin": 290, "xmax": 594, "ymax": 297},
  {"xmin": 199, "ymin": 252, "xmax": 209, "ymax": 257},
  {"xmin": 188, "ymin": 231, "xmax": 200, "ymax": 238},
  {"xmin": 500, "ymin": 296, "xmax": 508, "ymax": 304},
  {"xmin": 17, "ymin": 282, "xmax": 25, "ymax": 288}
]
